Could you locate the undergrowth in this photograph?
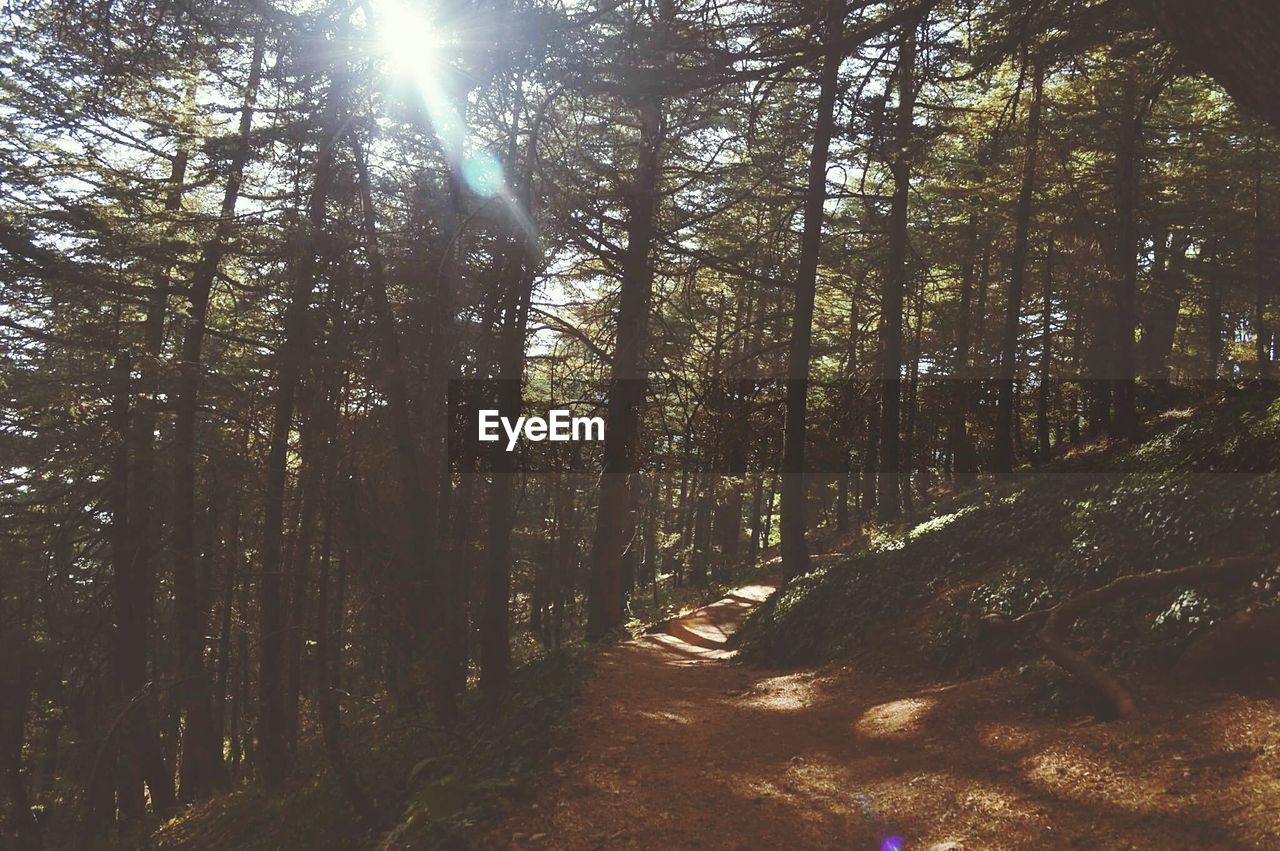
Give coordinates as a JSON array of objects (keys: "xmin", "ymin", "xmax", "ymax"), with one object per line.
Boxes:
[
  {"xmin": 150, "ymin": 649, "xmax": 590, "ymax": 850},
  {"xmin": 736, "ymin": 393, "xmax": 1280, "ymax": 678}
]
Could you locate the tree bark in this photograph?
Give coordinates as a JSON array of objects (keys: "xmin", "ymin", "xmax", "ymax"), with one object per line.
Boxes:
[
  {"xmin": 876, "ymin": 20, "xmax": 917, "ymax": 516},
  {"xmin": 259, "ymin": 66, "xmax": 338, "ymax": 789},
  {"xmin": 351, "ymin": 136, "xmax": 457, "ymax": 723},
  {"xmin": 1037, "ymin": 235, "xmax": 1053, "ymax": 462},
  {"xmin": 1111, "ymin": 68, "xmax": 1142, "ymax": 441},
  {"xmin": 482, "ymin": 193, "xmax": 537, "ymax": 697},
  {"xmin": 779, "ymin": 0, "xmax": 845, "ymax": 578},
  {"xmin": 994, "ymin": 60, "xmax": 1043, "ymax": 474},
  {"xmin": 588, "ymin": 94, "xmax": 664, "ymax": 638},
  {"xmin": 0, "ymin": 633, "xmax": 41, "ymax": 851},
  {"xmin": 949, "ymin": 216, "xmax": 983, "ymax": 478},
  {"xmin": 171, "ymin": 30, "xmax": 264, "ymax": 801},
  {"xmin": 116, "ymin": 143, "xmax": 189, "ymax": 818},
  {"xmin": 902, "ymin": 279, "xmax": 924, "ymax": 513},
  {"xmin": 1140, "ymin": 232, "xmax": 1190, "ymax": 381},
  {"xmin": 1253, "ymin": 139, "xmax": 1270, "ymax": 379},
  {"xmin": 317, "ymin": 498, "xmax": 384, "ymax": 830}
]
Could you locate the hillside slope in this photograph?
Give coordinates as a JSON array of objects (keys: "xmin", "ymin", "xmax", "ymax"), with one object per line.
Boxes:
[{"xmin": 737, "ymin": 393, "xmax": 1280, "ymax": 708}]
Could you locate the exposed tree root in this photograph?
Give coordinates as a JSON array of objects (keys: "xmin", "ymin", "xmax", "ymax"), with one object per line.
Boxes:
[{"xmin": 985, "ymin": 552, "xmax": 1275, "ymax": 719}]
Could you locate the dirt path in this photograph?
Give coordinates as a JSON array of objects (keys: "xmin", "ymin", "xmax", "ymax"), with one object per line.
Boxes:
[{"xmin": 483, "ymin": 574, "xmax": 1280, "ymax": 850}]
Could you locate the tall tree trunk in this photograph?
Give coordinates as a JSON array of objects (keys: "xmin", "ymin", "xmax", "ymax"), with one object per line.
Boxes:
[
  {"xmin": 259, "ymin": 68, "xmax": 338, "ymax": 789},
  {"xmin": 117, "ymin": 144, "xmax": 189, "ymax": 817},
  {"xmin": 902, "ymin": 279, "xmax": 924, "ymax": 513},
  {"xmin": 779, "ymin": 0, "xmax": 845, "ymax": 578},
  {"xmin": 1111, "ymin": 69, "xmax": 1142, "ymax": 440},
  {"xmin": 860, "ymin": 405, "xmax": 879, "ymax": 515},
  {"xmin": 351, "ymin": 137, "xmax": 456, "ymax": 723},
  {"xmin": 1069, "ymin": 309, "xmax": 1083, "ymax": 443},
  {"xmin": 109, "ymin": 350, "xmax": 146, "ymax": 821},
  {"xmin": 949, "ymin": 216, "xmax": 983, "ymax": 478},
  {"xmin": 171, "ymin": 30, "xmax": 264, "ymax": 800},
  {"xmin": 1254, "ymin": 139, "xmax": 1270, "ymax": 379},
  {"xmin": 554, "ymin": 468, "xmax": 579, "ymax": 648},
  {"xmin": 482, "ymin": 206, "xmax": 536, "ymax": 697},
  {"xmin": 212, "ymin": 480, "xmax": 241, "ymax": 751},
  {"xmin": 1141, "ymin": 232, "xmax": 1190, "ymax": 381},
  {"xmin": 762, "ymin": 471, "xmax": 777, "ymax": 551},
  {"xmin": 994, "ymin": 59, "xmax": 1043, "ymax": 473},
  {"xmin": 1206, "ymin": 275, "xmax": 1223, "ymax": 376},
  {"xmin": 317, "ymin": 494, "xmax": 383, "ymax": 829},
  {"xmin": 0, "ymin": 633, "xmax": 40, "ymax": 851},
  {"xmin": 877, "ymin": 21, "xmax": 918, "ymax": 517},
  {"xmin": 229, "ymin": 630, "xmax": 247, "ymax": 778},
  {"xmin": 588, "ymin": 95, "xmax": 664, "ymax": 638},
  {"xmin": 747, "ymin": 472, "xmax": 764, "ymax": 562},
  {"xmin": 283, "ymin": 294, "xmax": 348, "ymax": 751},
  {"xmin": 421, "ymin": 170, "xmax": 467, "ymax": 713},
  {"xmin": 1037, "ymin": 235, "xmax": 1054, "ymax": 462},
  {"xmin": 837, "ymin": 277, "xmax": 861, "ymax": 531}
]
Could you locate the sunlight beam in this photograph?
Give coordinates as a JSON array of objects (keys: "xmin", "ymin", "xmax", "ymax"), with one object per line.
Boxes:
[{"xmin": 371, "ymin": 0, "xmax": 541, "ymax": 250}]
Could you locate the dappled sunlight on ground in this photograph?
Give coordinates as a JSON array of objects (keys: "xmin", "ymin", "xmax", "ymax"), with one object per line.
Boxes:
[
  {"xmin": 482, "ymin": 575, "xmax": 1280, "ymax": 850},
  {"xmin": 734, "ymin": 673, "xmax": 822, "ymax": 712},
  {"xmin": 975, "ymin": 721, "xmax": 1039, "ymax": 754},
  {"xmin": 856, "ymin": 697, "xmax": 937, "ymax": 739},
  {"xmin": 631, "ymin": 708, "xmax": 693, "ymax": 725}
]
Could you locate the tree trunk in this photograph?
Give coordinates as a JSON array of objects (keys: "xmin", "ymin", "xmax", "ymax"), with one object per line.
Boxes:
[
  {"xmin": 949, "ymin": 216, "xmax": 983, "ymax": 478},
  {"xmin": 877, "ymin": 21, "xmax": 918, "ymax": 517},
  {"xmin": 860, "ymin": 404, "xmax": 879, "ymax": 515},
  {"xmin": 994, "ymin": 59, "xmax": 1043, "ymax": 474},
  {"xmin": 747, "ymin": 473, "xmax": 764, "ymax": 561},
  {"xmin": 1141, "ymin": 232, "xmax": 1190, "ymax": 381},
  {"xmin": 317, "ymin": 500, "xmax": 383, "ymax": 829},
  {"xmin": 259, "ymin": 66, "xmax": 337, "ymax": 788},
  {"xmin": 212, "ymin": 472, "xmax": 241, "ymax": 748},
  {"xmin": 1037, "ymin": 235, "xmax": 1054, "ymax": 462},
  {"xmin": 0, "ymin": 635, "xmax": 41, "ymax": 851},
  {"xmin": 109, "ymin": 350, "xmax": 146, "ymax": 821},
  {"xmin": 779, "ymin": 0, "xmax": 845, "ymax": 578},
  {"xmin": 117, "ymin": 142, "xmax": 189, "ymax": 818},
  {"xmin": 171, "ymin": 30, "xmax": 264, "ymax": 800},
  {"xmin": 1254, "ymin": 140, "xmax": 1270, "ymax": 378},
  {"xmin": 482, "ymin": 196, "xmax": 537, "ymax": 697},
  {"xmin": 351, "ymin": 136, "xmax": 457, "ymax": 723},
  {"xmin": 588, "ymin": 95, "xmax": 664, "ymax": 638},
  {"xmin": 902, "ymin": 279, "xmax": 924, "ymax": 513},
  {"xmin": 1111, "ymin": 68, "xmax": 1142, "ymax": 440}
]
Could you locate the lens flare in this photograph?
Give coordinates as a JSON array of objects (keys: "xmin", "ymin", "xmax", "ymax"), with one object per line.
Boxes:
[
  {"xmin": 880, "ymin": 836, "xmax": 906, "ymax": 851},
  {"xmin": 374, "ymin": 0, "xmax": 465, "ymax": 162},
  {"xmin": 461, "ymin": 151, "xmax": 504, "ymax": 197},
  {"xmin": 371, "ymin": 0, "xmax": 535, "ymax": 250}
]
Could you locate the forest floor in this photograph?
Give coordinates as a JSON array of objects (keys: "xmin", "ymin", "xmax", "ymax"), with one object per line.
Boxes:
[{"xmin": 478, "ymin": 568, "xmax": 1280, "ymax": 850}]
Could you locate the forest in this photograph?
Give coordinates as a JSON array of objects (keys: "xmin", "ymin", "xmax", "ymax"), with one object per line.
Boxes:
[{"xmin": 1, "ymin": 0, "xmax": 1278, "ymax": 847}]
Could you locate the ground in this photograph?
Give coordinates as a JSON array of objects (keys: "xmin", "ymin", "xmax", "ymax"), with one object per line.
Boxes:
[{"xmin": 478, "ymin": 573, "xmax": 1280, "ymax": 850}]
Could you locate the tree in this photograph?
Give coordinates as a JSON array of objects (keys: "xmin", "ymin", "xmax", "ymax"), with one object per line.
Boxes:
[
  {"xmin": 876, "ymin": 19, "xmax": 919, "ymax": 516},
  {"xmin": 993, "ymin": 59, "xmax": 1043, "ymax": 474},
  {"xmin": 779, "ymin": 0, "xmax": 845, "ymax": 579}
]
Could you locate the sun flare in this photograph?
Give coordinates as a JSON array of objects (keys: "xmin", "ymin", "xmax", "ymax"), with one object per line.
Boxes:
[{"xmin": 375, "ymin": 0, "xmax": 444, "ymax": 80}]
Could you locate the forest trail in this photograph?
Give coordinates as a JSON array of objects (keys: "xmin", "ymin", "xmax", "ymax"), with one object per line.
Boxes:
[{"xmin": 481, "ymin": 570, "xmax": 1280, "ymax": 850}]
